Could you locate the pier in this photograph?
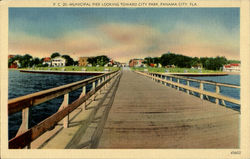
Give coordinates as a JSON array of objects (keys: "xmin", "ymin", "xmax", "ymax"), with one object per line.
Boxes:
[
  {"xmin": 8, "ymin": 69, "xmax": 240, "ymax": 149},
  {"xmin": 98, "ymin": 70, "xmax": 239, "ymax": 148}
]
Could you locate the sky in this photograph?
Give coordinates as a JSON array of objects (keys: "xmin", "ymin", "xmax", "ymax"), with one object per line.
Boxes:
[{"xmin": 9, "ymin": 8, "xmax": 240, "ymax": 63}]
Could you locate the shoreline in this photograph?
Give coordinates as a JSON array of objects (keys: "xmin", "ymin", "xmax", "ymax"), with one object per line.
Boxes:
[
  {"xmin": 224, "ymin": 72, "xmax": 240, "ymax": 75},
  {"xmin": 18, "ymin": 69, "xmax": 107, "ymax": 75},
  {"xmin": 153, "ymin": 72, "xmax": 228, "ymax": 77},
  {"xmin": 145, "ymin": 71, "xmax": 240, "ymax": 76},
  {"xmin": 10, "ymin": 68, "xmax": 241, "ymax": 76},
  {"xmin": 150, "ymin": 72, "xmax": 239, "ymax": 76}
]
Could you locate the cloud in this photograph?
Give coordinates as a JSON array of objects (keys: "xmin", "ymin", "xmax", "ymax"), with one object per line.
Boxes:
[
  {"xmin": 161, "ymin": 21, "xmax": 239, "ymax": 59},
  {"xmin": 9, "ymin": 30, "xmax": 105, "ymax": 59},
  {"xmin": 98, "ymin": 23, "xmax": 167, "ymax": 59},
  {"xmin": 9, "ymin": 22, "xmax": 239, "ymax": 63}
]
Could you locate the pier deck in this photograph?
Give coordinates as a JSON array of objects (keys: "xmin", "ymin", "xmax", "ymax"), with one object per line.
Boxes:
[
  {"xmin": 97, "ymin": 70, "xmax": 239, "ymax": 148},
  {"xmin": 36, "ymin": 69, "xmax": 239, "ymax": 149}
]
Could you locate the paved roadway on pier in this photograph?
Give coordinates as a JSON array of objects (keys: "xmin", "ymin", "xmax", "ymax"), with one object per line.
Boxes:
[{"xmin": 97, "ymin": 69, "xmax": 239, "ymax": 148}]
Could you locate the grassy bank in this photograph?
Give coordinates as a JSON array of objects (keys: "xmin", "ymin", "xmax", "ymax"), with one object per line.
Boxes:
[
  {"xmin": 20, "ymin": 66, "xmax": 120, "ymax": 72},
  {"xmin": 131, "ymin": 67, "xmax": 223, "ymax": 73}
]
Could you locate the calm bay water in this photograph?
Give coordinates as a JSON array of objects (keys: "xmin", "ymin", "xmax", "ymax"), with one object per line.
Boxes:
[
  {"xmin": 8, "ymin": 70, "xmax": 93, "ymax": 139},
  {"xmin": 188, "ymin": 75, "xmax": 240, "ymax": 99},
  {"xmin": 172, "ymin": 74, "xmax": 240, "ymax": 111},
  {"xmin": 8, "ymin": 70, "xmax": 240, "ymax": 140}
]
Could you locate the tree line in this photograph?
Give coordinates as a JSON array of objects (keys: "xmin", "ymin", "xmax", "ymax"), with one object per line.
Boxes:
[
  {"xmin": 87, "ymin": 55, "xmax": 110, "ymax": 66},
  {"xmin": 143, "ymin": 52, "xmax": 239, "ymax": 70},
  {"xmin": 8, "ymin": 52, "xmax": 78, "ymax": 68}
]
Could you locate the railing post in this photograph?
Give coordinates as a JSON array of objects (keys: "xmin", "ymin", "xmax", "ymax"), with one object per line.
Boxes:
[
  {"xmin": 107, "ymin": 74, "xmax": 110, "ymax": 86},
  {"xmin": 200, "ymin": 82, "xmax": 203, "ymax": 99},
  {"xmin": 105, "ymin": 75, "xmax": 108, "ymax": 87},
  {"xmin": 101, "ymin": 77, "xmax": 105, "ymax": 90},
  {"xmin": 165, "ymin": 76, "xmax": 168, "ymax": 86},
  {"xmin": 103, "ymin": 76, "xmax": 107, "ymax": 89},
  {"xmin": 58, "ymin": 93, "xmax": 69, "ymax": 128},
  {"xmin": 80, "ymin": 86, "xmax": 86, "ymax": 109},
  {"xmin": 222, "ymin": 100, "xmax": 226, "ymax": 106},
  {"xmin": 186, "ymin": 81, "xmax": 190, "ymax": 94},
  {"xmin": 80, "ymin": 85, "xmax": 86, "ymax": 97},
  {"xmin": 170, "ymin": 77, "xmax": 172, "ymax": 88},
  {"xmin": 92, "ymin": 81, "xmax": 96, "ymax": 101},
  {"xmin": 63, "ymin": 94, "xmax": 69, "ymax": 128},
  {"xmin": 16, "ymin": 107, "xmax": 31, "ymax": 148},
  {"xmin": 16, "ymin": 107, "xmax": 30, "ymax": 135},
  {"xmin": 177, "ymin": 79, "xmax": 180, "ymax": 90},
  {"xmin": 216, "ymin": 85, "xmax": 220, "ymax": 104},
  {"xmin": 97, "ymin": 78, "xmax": 101, "ymax": 93}
]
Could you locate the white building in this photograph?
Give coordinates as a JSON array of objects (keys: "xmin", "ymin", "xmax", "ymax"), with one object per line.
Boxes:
[
  {"xmin": 51, "ymin": 57, "xmax": 66, "ymax": 67},
  {"xmin": 223, "ymin": 63, "xmax": 240, "ymax": 72}
]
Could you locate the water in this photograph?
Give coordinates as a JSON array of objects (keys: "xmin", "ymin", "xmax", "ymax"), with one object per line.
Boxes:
[
  {"xmin": 188, "ymin": 75, "xmax": 240, "ymax": 98},
  {"xmin": 8, "ymin": 70, "xmax": 93, "ymax": 140},
  {"xmin": 164, "ymin": 74, "xmax": 240, "ymax": 111}
]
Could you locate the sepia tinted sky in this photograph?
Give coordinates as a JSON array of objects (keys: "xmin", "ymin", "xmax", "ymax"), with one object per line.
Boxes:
[{"xmin": 9, "ymin": 8, "xmax": 240, "ymax": 63}]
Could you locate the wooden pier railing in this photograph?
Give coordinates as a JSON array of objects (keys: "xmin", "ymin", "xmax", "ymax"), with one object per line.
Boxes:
[
  {"xmin": 135, "ymin": 71, "xmax": 240, "ymax": 111},
  {"xmin": 8, "ymin": 70, "xmax": 120, "ymax": 149}
]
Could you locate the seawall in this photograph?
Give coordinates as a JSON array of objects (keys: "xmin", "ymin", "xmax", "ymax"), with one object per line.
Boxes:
[{"xmin": 19, "ymin": 69, "xmax": 106, "ymax": 76}]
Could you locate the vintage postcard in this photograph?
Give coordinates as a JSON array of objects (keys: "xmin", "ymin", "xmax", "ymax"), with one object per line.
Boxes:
[{"xmin": 0, "ymin": 0, "xmax": 249, "ymax": 158}]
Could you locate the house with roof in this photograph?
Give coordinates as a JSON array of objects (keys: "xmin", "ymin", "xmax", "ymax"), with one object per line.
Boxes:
[
  {"xmin": 42, "ymin": 57, "xmax": 52, "ymax": 66},
  {"xmin": 78, "ymin": 57, "xmax": 89, "ymax": 67},
  {"xmin": 223, "ymin": 63, "xmax": 240, "ymax": 72},
  {"xmin": 191, "ymin": 63, "xmax": 203, "ymax": 70},
  {"xmin": 51, "ymin": 56, "xmax": 66, "ymax": 67},
  {"xmin": 8, "ymin": 55, "xmax": 16, "ymax": 59},
  {"xmin": 9, "ymin": 60, "xmax": 20, "ymax": 68},
  {"xmin": 129, "ymin": 59, "xmax": 145, "ymax": 67}
]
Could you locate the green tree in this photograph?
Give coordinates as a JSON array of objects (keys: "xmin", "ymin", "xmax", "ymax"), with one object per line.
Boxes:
[
  {"xmin": 200, "ymin": 56, "xmax": 227, "ymax": 70},
  {"xmin": 33, "ymin": 57, "xmax": 41, "ymax": 66},
  {"xmin": 152, "ymin": 57, "xmax": 160, "ymax": 65},
  {"xmin": 87, "ymin": 55, "xmax": 110, "ymax": 66},
  {"xmin": 227, "ymin": 60, "xmax": 240, "ymax": 64},
  {"xmin": 160, "ymin": 52, "xmax": 192, "ymax": 67},
  {"xmin": 19, "ymin": 54, "xmax": 33, "ymax": 68},
  {"xmin": 51, "ymin": 52, "xmax": 60, "ymax": 59},
  {"xmin": 97, "ymin": 55, "xmax": 109, "ymax": 66},
  {"xmin": 62, "ymin": 55, "xmax": 74, "ymax": 66},
  {"xmin": 73, "ymin": 60, "xmax": 79, "ymax": 66},
  {"xmin": 214, "ymin": 56, "xmax": 227, "ymax": 70},
  {"xmin": 191, "ymin": 57, "xmax": 200, "ymax": 67},
  {"xmin": 87, "ymin": 57, "xmax": 96, "ymax": 66},
  {"xmin": 143, "ymin": 57, "xmax": 153, "ymax": 66},
  {"xmin": 8, "ymin": 57, "xmax": 15, "ymax": 67}
]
